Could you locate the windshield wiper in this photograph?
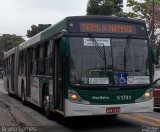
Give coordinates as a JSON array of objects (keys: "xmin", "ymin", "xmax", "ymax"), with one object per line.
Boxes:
[
  {"xmin": 88, "ymin": 34, "xmax": 104, "ymax": 58},
  {"xmin": 88, "ymin": 34, "xmax": 107, "ymax": 71},
  {"xmin": 124, "ymin": 35, "xmax": 131, "ymax": 72},
  {"xmin": 123, "ymin": 48, "xmax": 127, "ymax": 71},
  {"xmin": 88, "ymin": 34, "xmax": 115, "ymax": 84}
]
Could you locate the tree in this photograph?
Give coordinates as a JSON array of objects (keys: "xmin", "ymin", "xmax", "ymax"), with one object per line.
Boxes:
[
  {"xmin": 86, "ymin": 0, "xmax": 123, "ymax": 16},
  {"xmin": 0, "ymin": 34, "xmax": 25, "ymax": 51},
  {"xmin": 125, "ymin": 0, "xmax": 160, "ymax": 45},
  {"xmin": 26, "ymin": 24, "xmax": 51, "ymax": 38}
]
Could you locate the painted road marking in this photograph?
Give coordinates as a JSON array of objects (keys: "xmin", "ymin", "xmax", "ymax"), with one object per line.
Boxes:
[{"xmin": 120, "ymin": 114, "xmax": 160, "ymax": 127}]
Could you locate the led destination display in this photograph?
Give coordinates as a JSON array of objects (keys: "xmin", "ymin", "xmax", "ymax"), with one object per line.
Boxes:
[
  {"xmin": 80, "ymin": 23, "xmax": 136, "ymax": 34},
  {"xmin": 68, "ymin": 20, "xmax": 147, "ymax": 35}
]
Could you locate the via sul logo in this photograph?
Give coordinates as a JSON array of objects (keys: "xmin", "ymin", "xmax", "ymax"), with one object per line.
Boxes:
[{"xmin": 118, "ymin": 73, "xmax": 128, "ymax": 85}]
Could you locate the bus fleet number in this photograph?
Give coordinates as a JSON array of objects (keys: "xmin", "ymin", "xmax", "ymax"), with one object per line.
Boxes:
[{"xmin": 117, "ymin": 95, "xmax": 132, "ymax": 101}]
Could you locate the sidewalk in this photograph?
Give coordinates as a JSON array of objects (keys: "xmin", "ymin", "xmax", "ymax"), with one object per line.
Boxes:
[
  {"xmin": 0, "ymin": 97, "xmax": 20, "ymax": 132},
  {"xmin": 0, "ymin": 99, "xmax": 18, "ymax": 127},
  {"xmin": 0, "ymin": 80, "xmax": 70, "ymax": 132},
  {"xmin": 0, "ymin": 94, "xmax": 48, "ymax": 132},
  {"xmin": 0, "ymin": 79, "xmax": 44, "ymax": 132},
  {"xmin": 0, "ymin": 80, "xmax": 18, "ymax": 127}
]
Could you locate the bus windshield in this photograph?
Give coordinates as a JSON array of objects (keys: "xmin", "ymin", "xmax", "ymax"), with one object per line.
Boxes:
[{"xmin": 69, "ymin": 37, "xmax": 150, "ymax": 86}]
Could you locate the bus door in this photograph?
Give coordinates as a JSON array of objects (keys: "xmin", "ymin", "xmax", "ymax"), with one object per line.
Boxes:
[
  {"xmin": 11, "ymin": 55, "xmax": 14, "ymax": 92},
  {"xmin": 54, "ymin": 39, "xmax": 64, "ymax": 111},
  {"xmin": 14, "ymin": 47, "xmax": 19, "ymax": 95},
  {"xmin": 26, "ymin": 48, "xmax": 31, "ymax": 98}
]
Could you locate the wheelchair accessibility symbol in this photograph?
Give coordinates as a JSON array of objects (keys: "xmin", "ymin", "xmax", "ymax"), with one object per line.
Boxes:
[{"xmin": 118, "ymin": 73, "xmax": 128, "ymax": 85}]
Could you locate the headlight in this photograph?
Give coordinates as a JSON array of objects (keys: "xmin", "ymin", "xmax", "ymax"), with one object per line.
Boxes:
[
  {"xmin": 70, "ymin": 92, "xmax": 79, "ymax": 101},
  {"xmin": 68, "ymin": 90, "xmax": 90, "ymax": 105},
  {"xmin": 144, "ymin": 92, "xmax": 151, "ymax": 98},
  {"xmin": 135, "ymin": 89, "xmax": 153, "ymax": 103}
]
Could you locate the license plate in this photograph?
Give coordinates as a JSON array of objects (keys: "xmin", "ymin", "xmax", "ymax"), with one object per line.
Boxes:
[{"xmin": 106, "ymin": 107, "xmax": 121, "ymax": 113}]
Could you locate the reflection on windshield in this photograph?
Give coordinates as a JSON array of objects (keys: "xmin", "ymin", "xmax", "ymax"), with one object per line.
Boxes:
[
  {"xmin": 112, "ymin": 39, "xmax": 148, "ymax": 74},
  {"xmin": 88, "ymin": 34, "xmax": 107, "ymax": 72},
  {"xmin": 70, "ymin": 37, "xmax": 149, "ymax": 86}
]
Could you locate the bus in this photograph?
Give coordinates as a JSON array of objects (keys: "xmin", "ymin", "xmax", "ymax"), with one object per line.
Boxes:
[{"xmin": 3, "ymin": 16, "xmax": 156, "ymax": 118}]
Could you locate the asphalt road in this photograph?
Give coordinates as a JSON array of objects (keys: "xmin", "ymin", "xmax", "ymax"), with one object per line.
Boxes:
[{"xmin": 0, "ymin": 80, "xmax": 160, "ymax": 132}]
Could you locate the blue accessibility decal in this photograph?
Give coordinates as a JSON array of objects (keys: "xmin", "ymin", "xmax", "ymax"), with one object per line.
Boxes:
[{"xmin": 118, "ymin": 73, "xmax": 128, "ymax": 85}]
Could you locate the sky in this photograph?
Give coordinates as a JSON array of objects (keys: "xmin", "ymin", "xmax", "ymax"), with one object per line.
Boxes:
[{"xmin": 0, "ymin": 0, "xmax": 128, "ymax": 38}]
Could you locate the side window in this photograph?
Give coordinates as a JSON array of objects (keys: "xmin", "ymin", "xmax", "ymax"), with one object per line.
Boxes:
[
  {"xmin": 18, "ymin": 52, "xmax": 22, "ymax": 76},
  {"xmin": 4, "ymin": 59, "xmax": 8, "ymax": 75},
  {"xmin": 22, "ymin": 51, "xmax": 26, "ymax": 75},
  {"xmin": 47, "ymin": 42, "xmax": 53, "ymax": 58},
  {"xmin": 37, "ymin": 44, "xmax": 44, "ymax": 75},
  {"xmin": 18, "ymin": 51, "xmax": 26, "ymax": 76},
  {"xmin": 158, "ymin": 80, "xmax": 160, "ymax": 84},
  {"xmin": 44, "ymin": 42, "xmax": 48, "ymax": 58},
  {"xmin": 7, "ymin": 58, "xmax": 9, "ymax": 74},
  {"xmin": 153, "ymin": 79, "xmax": 160, "ymax": 89},
  {"xmin": 44, "ymin": 40, "xmax": 53, "ymax": 76},
  {"xmin": 39, "ymin": 45, "xmax": 44, "ymax": 59},
  {"xmin": 6, "ymin": 59, "xmax": 8, "ymax": 74},
  {"xmin": 31, "ymin": 46, "xmax": 37, "ymax": 75},
  {"xmin": 29, "ymin": 41, "xmax": 53, "ymax": 76},
  {"xmin": 9, "ymin": 57, "xmax": 11, "ymax": 73},
  {"xmin": 156, "ymin": 80, "xmax": 160, "ymax": 87},
  {"xmin": 32, "ymin": 46, "xmax": 36, "ymax": 59}
]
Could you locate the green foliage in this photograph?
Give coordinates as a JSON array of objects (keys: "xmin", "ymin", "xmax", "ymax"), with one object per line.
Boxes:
[
  {"xmin": 125, "ymin": 0, "xmax": 160, "ymax": 45},
  {"xmin": 126, "ymin": 0, "xmax": 160, "ymax": 20},
  {"xmin": 86, "ymin": 0, "xmax": 123, "ymax": 16},
  {"xmin": 0, "ymin": 34, "xmax": 25, "ymax": 51},
  {"xmin": 125, "ymin": 0, "xmax": 149, "ymax": 19},
  {"xmin": 27, "ymin": 24, "xmax": 51, "ymax": 38}
]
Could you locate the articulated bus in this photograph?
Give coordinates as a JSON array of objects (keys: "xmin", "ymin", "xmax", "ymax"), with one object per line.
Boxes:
[{"xmin": 3, "ymin": 16, "xmax": 156, "ymax": 118}]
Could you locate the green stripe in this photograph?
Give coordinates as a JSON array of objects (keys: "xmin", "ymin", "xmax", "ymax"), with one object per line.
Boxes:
[{"xmin": 75, "ymin": 88, "xmax": 147, "ymax": 105}]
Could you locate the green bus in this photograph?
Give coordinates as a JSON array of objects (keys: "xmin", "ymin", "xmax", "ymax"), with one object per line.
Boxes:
[{"xmin": 3, "ymin": 16, "xmax": 156, "ymax": 118}]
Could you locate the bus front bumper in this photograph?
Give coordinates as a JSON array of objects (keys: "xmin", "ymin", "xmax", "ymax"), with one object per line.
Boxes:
[{"xmin": 64, "ymin": 99, "xmax": 153, "ymax": 117}]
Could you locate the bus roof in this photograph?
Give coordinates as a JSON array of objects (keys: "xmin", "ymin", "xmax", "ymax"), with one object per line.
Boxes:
[
  {"xmin": 5, "ymin": 47, "xmax": 15, "ymax": 58},
  {"xmin": 5, "ymin": 15, "xmax": 146, "ymax": 56},
  {"xmin": 19, "ymin": 32, "xmax": 41, "ymax": 51},
  {"xmin": 65, "ymin": 15, "xmax": 145, "ymax": 24}
]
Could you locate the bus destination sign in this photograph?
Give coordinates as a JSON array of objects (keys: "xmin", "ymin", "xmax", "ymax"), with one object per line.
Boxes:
[{"xmin": 80, "ymin": 23, "xmax": 136, "ymax": 34}]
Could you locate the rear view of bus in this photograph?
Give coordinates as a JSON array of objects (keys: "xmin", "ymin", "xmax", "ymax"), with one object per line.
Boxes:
[{"xmin": 65, "ymin": 16, "xmax": 154, "ymax": 116}]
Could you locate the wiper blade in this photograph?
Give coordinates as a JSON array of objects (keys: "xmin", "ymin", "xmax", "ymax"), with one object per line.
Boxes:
[
  {"xmin": 123, "ymin": 35, "xmax": 132, "ymax": 71},
  {"xmin": 123, "ymin": 48, "xmax": 127, "ymax": 71},
  {"xmin": 88, "ymin": 34, "xmax": 104, "ymax": 59},
  {"xmin": 88, "ymin": 34, "xmax": 107, "ymax": 71}
]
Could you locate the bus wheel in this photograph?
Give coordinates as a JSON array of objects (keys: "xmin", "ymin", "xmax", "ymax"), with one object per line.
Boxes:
[
  {"xmin": 21, "ymin": 83, "xmax": 27, "ymax": 106},
  {"xmin": 43, "ymin": 87, "xmax": 51, "ymax": 119},
  {"xmin": 7, "ymin": 80, "xmax": 11, "ymax": 96}
]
